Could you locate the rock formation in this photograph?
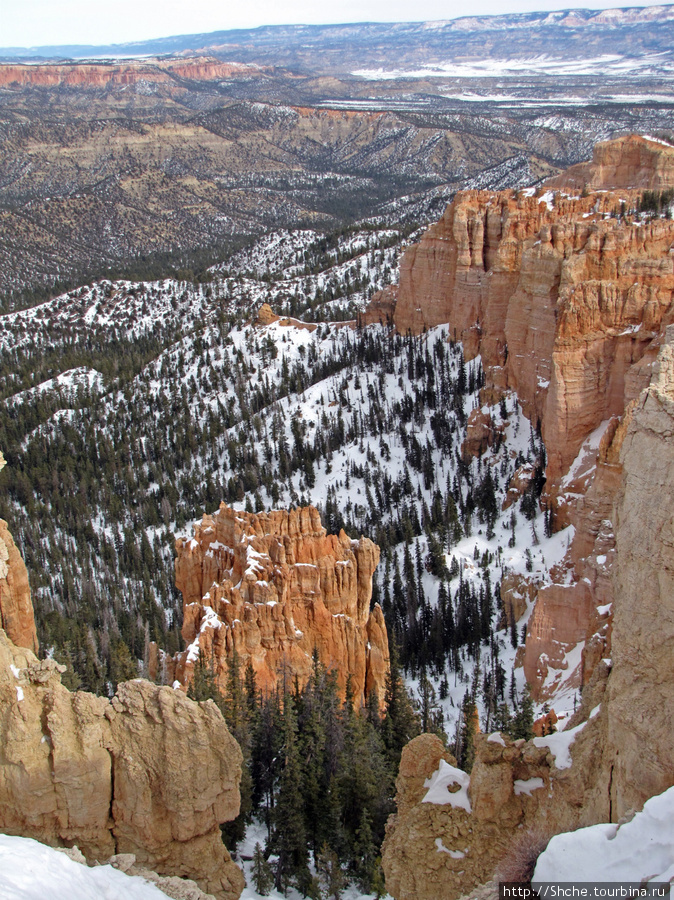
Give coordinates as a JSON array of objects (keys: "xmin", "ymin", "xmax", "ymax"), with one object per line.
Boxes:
[
  {"xmin": 381, "ymin": 316, "xmax": 674, "ymax": 900},
  {"xmin": 545, "ymin": 133, "xmax": 674, "ymax": 192},
  {"xmin": 603, "ymin": 323, "xmax": 674, "ymax": 818},
  {"xmin": 0, "ymin": 628, "xmax": 244, "ymax": 900},
  {"xmin": 0, "ymin": 59, "xmax": 263, "ymax": 89},
  {"xmin": 0, "ymin": 452, "xmax": 38, "ymax": 654},
  {"xmin": 173, "ymin": 503, "xmax": 389, "ymax": 705},
  {"xmin": 381, "ymin": 134, "xmax": 674, "ymax": 701}
]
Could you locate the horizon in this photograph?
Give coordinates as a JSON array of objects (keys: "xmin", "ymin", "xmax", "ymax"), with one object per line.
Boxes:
[{"xmin": 1, "ymin": 0, "xmax": 672, "ymax": 53}]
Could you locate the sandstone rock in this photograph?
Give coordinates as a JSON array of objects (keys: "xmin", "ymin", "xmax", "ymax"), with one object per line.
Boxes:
[
  {"xmin": 461, "ymin": 409, "xmax": 503, "ymax": 460},
  {"xmin": 532, "ymin": 709, "xmax": 558, "ymax": 737},
  {"xmin": 174, "ymin": 504, "xmax": 389, "ymax": 706},
  {"xmin": 360, "ymin": 285, "xmax": 397, "ymax": 327},
  {"xmin": 0, "ymin": 628, "xmax": 244, "ymax": 900},
  {"xmin": 391, "ymin": 138, "xmax": 674, "ymax": 706},
  {"xmin": 544, "ymin": 134, "xmax": 674, "ymax": 192},
  {"xmin": 383, "ymin": 324, "xmax": 674, "ymax": 900},
  {"xmin": 0, "ymin": 453, "xmax": 38, "ymax": 654},
  {"xmin": 498, "ymin": 572, "xmax": 540, "ymax": 629},
  {"xmin": 604, "ymin": 325, "xmax": 674, "ymax": 818},
  {"xmin": 0, "ymin": 59, "xmax": 263, "ymax": 89},
  {"xmin": 393, "ymin": 139, "xmax": 674, "ymax": 503},
  {"xmin": 256, "ymin": 303, "xmax": 278, "ymax": 326}
]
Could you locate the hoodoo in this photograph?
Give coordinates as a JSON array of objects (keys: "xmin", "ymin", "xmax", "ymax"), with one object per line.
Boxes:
[{"xmin": 174, "ymin": 503, "xmax": 389, "ymax": 705}]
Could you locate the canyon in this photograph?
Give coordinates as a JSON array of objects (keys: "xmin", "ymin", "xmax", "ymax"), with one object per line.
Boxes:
[
  {"xmin": 380, "ymin": 136, "xmax": 674, "ymax": 896},
  {"xmin": 172, "ymin": 503, "xmax": 389, "ymax": 705}
]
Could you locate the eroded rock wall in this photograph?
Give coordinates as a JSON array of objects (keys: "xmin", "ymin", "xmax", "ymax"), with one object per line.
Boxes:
[
  {"xmin": 0, "ymin": 452, "xmax": 38, "ymax": 654},
  {"xmin": 174, "ymin": 503, "xmax": 389, "ymax": 705},
  {"xmin": 0, "ymin": 632, "xmax": 244, "ymax": 899},
  {"xmin": 383, "ymin": 329, "xmax": 674, "ymax": 900},
  {"xmin": 603, "ymin": 324, "xmax": 674, "ymax": 818},
  {"xmin": 385, "ymin": 135, "xmax": 674, "ymax": 702}
]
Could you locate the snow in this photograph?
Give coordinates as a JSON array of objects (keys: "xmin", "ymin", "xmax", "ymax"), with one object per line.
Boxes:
[
  {"xmin": 533, "ymin": 784, "xmax": 674, "ymax": 883},
  {"xmin": 9, "ymin": 664, "xmax": 20, "ymax": 679},
  {"xmin": 15, "ymin": 685, "xmax": 24, "ymax": 702},
  {"xmin": 422, "ymin": 761, "xmax": 472, "ymax": 812},
  {"xmin": 514, "ymin": 777, "xmax": 545, "ymax": 796},
  {"xmin": 353, "ymin": 53, "xmax": 674, "ymax": 80},
  {"xmin": 0, "ymin": 834, "xmax": 168, "ymax": 899},
  {"xmin": 488, "ymin": 732, "xmax": 506, "ymax": 747},
  {"xmin": 237, "ymin": 820, "xmax": 392, "ymax": 900},
  {"xmin": 435, "ymin": 838, "xmax": 466, "ymax": 859},
  {"xmin": 561, "ymin": 419, "xmax": 612, "ymax": 489},
  {"xmin": 533, "ymin": 720, "xmax": 586, "ymax": 770}
]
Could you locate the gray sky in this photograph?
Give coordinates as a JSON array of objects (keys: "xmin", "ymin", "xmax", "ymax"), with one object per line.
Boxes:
[{"xmin": 1, "ymin": 0, "xmax": 670, "ymax": 48}]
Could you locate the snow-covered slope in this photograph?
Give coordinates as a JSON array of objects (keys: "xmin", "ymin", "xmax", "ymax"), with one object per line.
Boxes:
[
  {"xmin": 0, "ymin": 835, "xmax": 167, "ymax": 900},
  {"xmin": 533, "ymin": 784, "xmax": 674, "ymax": 883}
]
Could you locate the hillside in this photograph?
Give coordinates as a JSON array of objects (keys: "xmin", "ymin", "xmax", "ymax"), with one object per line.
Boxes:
[{"xmin": 2, "ymin": 6, "xmax": 674, "ymax": 304}]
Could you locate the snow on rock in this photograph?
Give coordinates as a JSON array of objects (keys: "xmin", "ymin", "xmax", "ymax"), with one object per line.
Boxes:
[
  {"xmin": 513, "ymin": 777, "xmax": 544, "ymax": 796},
  {"xmin": 533, "ymin": 784, "xmax": 674, "ymax": 882},
  {"xmin": 435, "ymin": 838, "xmax": 466, "ymax": 859},
  {"xmin": 0, "ymin": 834, "xmax": 168, "ymax": 900},
  {"xmin": 533, "ymin": 720, "xmax": 586, "ymax": 770},
  {"xmin": 487, "ymin": 732, "xmax": 506, "ymax": 747},
  {"xmin": 422, "ymin": 760, "xmax": 472, "ymax": 812}
]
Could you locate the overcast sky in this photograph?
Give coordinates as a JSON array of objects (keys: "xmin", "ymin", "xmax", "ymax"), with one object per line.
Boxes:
[{"xmin": 1, "ymin": 0, "xmax": 670, "ymax": 48}]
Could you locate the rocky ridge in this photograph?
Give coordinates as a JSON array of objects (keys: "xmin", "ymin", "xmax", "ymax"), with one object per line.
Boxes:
[
  {"xmin": 172, "ymin": 503, "xmax": 389, "ymax": 705},
  {"xmin": 0, "ymin": 451, "xmax": 38, "ymax": 654},
  {"xmin": 382, "ymin": 327, "xmax": 674, "ymax": 897}
]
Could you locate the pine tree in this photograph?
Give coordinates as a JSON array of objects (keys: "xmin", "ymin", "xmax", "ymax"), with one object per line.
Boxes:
[
  {"xmin": 381, "ymin": 642, "xmax": 420, "ymax": 767},
  {"xmin": 273, "ymin": 694, "xmax": 310, "ymax": 891},
  {"xmin": 251, "ymin": 843, "xmax": 274, "ymax": 896},
  {"xmin": 317, "ymin": 843, "xmax": 345, "ymax": 900},
  {"xmin": 512, "ymin": 686, "xmax": 535, "ymax": 741}
]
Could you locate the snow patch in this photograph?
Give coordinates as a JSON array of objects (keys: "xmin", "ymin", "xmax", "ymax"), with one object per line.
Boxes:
[
  {"xmin": 533, "ymin": 720, "xmax": 586, "ymax": 769},
  {"xmin": 533, "ymin": 784, "xmax": 674, "ymax": 882},
  {"xmin": 423, "ymin": 761, "xmax": 472, "ymax": 812}
]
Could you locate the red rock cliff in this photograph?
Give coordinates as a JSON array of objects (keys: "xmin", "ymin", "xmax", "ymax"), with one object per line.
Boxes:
[
  {"xmin": 387, "ymin": 135, "xmax": 674, "ymax": 703},
  {"xmin": 174, "ymin": 503, "xmax": 389, "ymax": 705},
  {"xmin": 0, "ymin": 58, "xmax": 262, "ymax": 89},
  {"xmin": 0, "ymin": 452, "xmax": 38, "ymax": 654}
]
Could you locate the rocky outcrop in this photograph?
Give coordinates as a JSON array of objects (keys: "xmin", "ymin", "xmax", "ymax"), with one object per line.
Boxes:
[
  {"xmin": 393, "ymin": 182, "xmax": 674, "ymax": 495},
  {"xmin": 0, "ymin": 629, "xmax": 244, "ymax": 900},
  {"xmin": 602, "ymin": 324, "xmax": 674, "ymax": 818},
  {"xmin": 0, "ymin": 452, "xmax": 38, "ymax": 654},
  {"xmin": 381, "ymin": 729, "xmax": 589, "ymax": 900},
  {"xmin": 174, "ymin": 504, "xmax": 389, "ymax": 705},
  {"xmin": 0, "ymin": 59, "xmax": 262, "ymax": 89},
  {"xmin": 545, "ymin": 134, "xmax": 674, "ymax": 192}
]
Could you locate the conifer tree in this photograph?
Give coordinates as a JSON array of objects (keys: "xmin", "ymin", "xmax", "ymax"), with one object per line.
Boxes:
[
  {"xmin": 251, "ymin": 843, "xmax": 274, "ymax": 896},
  {"xmin": 382, "ymin": 642, "xmax": 420, "ymax": 767},
  {"xmin": 273, "ymin": 694, "xmax": 310, "ymax": 892}
]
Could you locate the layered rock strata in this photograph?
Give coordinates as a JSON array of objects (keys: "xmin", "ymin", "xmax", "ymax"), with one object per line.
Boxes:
[
  {"xmin": 545, "ymin": 133, "xmax": 674, "ymax": 193},
  {"xmin": 174, "ymin": 504, "xmax": 389, "ymax": 704},
  {"xmin": 384, "ymin": 135, "xmax": 674, "ymax": 701}
]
